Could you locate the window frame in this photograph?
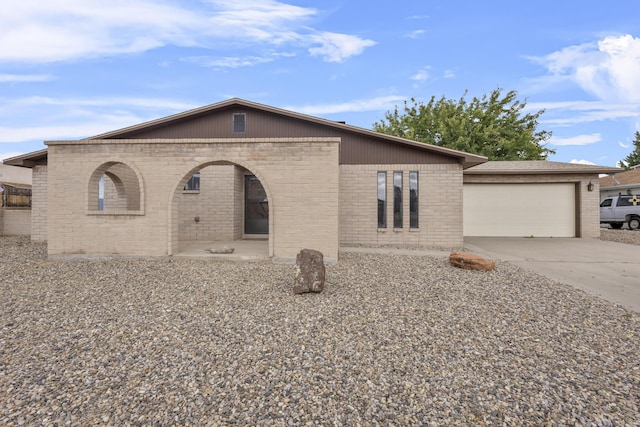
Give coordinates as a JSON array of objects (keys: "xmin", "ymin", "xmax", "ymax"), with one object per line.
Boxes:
[
  {"xmin": 183, "ymin": 172, "xmax": 201, "ymax": 192},
  {"xmin": 409, "ymin": 171, "xmax": 419, "ymax": 229},
  {"xmin": 233, "ymin": 113, "xmax": 246, "ymax": 134},
  {"xmin": 377, "ymin": 171, "xmax": 387, "ymax": 229},
  {"xmin": 393, "ymin": 171, "xmax": 403, "ymax": 229}
]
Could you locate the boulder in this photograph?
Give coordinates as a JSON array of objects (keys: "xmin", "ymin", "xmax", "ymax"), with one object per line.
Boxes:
[
  {"xmin": 449, "ymin": 252, "xmax": 496, "ymax": 271},
  {"xmin": 293, "ymin": 249, "xmax": 325, "ymax": 294}
]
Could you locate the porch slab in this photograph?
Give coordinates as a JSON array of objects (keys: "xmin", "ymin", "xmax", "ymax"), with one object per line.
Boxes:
[{"xmin": 175, "ymin": 239, "xmax": 269, "ymax": 260}]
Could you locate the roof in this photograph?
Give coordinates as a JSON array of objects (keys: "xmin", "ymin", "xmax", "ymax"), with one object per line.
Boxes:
[
  {"xmin": 2, "ymin": 148, "xmax": 48, "ymax": 168},
  {"xmin": 599, "ymin": 166, "xmax": 640, "ymax": 188},
  {"xmin": 464, "ymin": 160, "xmax": 621, "ymax": 175},
  {"xmin": 85, "ymin": 98, "xmax": 488, "ymax": 169}
]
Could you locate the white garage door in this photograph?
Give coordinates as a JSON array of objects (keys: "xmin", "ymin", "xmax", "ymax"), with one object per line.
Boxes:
[{"xmin": 463, "ymin": 183, "xmax": 576, "ymax": 237}]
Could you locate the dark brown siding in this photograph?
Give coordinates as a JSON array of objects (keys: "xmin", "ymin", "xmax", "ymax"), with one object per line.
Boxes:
[{"xmin": 106, "ymin": 106, "xmax": 457, "ymax": 165}]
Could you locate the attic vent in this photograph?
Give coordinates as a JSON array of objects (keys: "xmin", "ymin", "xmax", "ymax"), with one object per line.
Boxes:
[{"xmin": 233, "ymin": 113, "xmax": 246, "ymax": 134}]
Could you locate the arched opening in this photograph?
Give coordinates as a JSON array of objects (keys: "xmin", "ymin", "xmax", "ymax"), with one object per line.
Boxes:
[
  {"xmin": 88, "ymin": 162, "xmax": 143, "ymax": 213},
  {"xmin": 169, "ymin": 161, "xmax": 273, "ymax": 257}
]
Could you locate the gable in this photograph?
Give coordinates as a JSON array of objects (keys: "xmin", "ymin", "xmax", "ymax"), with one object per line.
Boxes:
[{"xmin": 98, "ymin": 104, "xmax": 461, "ymax": 166}]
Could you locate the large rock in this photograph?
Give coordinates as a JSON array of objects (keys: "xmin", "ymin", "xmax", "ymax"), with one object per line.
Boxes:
[
  {"xmin": 449, "ymin": 252, "xmax": 496, "ymax": 271},
  {"xmin": 293, "ymin": 249, "xmax": 325, "ymax": 294}
]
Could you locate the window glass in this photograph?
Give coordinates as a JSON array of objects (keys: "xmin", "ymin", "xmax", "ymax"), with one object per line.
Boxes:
[
  {"xmin": 393, "ymin": 171, "xmax": 402, "ymax": 228},
  {"xmin": 600, "ymin": 199, "xmax": 612, "ymax": 207},
  {"xmin": 618, "ymin": 195, "xmax": 640, "ymax": 206},
  {"xmin": 233, "ymin": 113, "xmax": 246, "ymax": 134},
  {"xmin": 617, "ymin": 197, "xmax": 632, "ymax": 207},
  {"xmin": 184, "ymin": 172, "xmax": 200, "ymax": 191},
  {"xmin": 377, "ymin": 172, "xmax": 386, "ymax": 228},
  {"xmin": 409, "ymin": 171, "xmax": 418, "ymax": 228}
]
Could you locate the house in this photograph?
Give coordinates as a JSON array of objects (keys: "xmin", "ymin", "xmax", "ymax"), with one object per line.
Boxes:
[
  {"xmin": 4, "ymin": 99, "xmax": 620, "ymax": 261},
  {"xmin": 599, "ymin": 165, "xmax": 640, "ymax": 199}
]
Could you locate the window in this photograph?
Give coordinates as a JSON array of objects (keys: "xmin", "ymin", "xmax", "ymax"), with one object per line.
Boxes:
[
  {"xmin": 600, "ymin": 199, "xmax": 612, "ymax": 207},
  {"xmin": 377, "ymin": 172, "xmax": 386, "ymax": 228},
  {"xmin": 233, "ymin": 113, "xmax": 246, "ymax": 134},
  {"xmin": 617, "ymin": 195, "xmax": 640, "ymax": 207},
  {"xmin": 393, "ymin": 171, "xmax": 402, "ymax": 228},
  {"xmin": 88, "ymin": 161, "xmax": 143, "ymax": 215},
  {"xmin": 184, "ymin": 172, "xmax": 200, "ymax": 191},
  {"xmin": 409, "ymin": 171, "xmax": 418, "ymax": 228}
]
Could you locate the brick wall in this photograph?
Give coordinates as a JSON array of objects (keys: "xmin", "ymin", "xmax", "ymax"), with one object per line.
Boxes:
[
  {"xmin": 176, "ymin": 164, "xmax": 237, "ymax": 243},
  {"xmin": 1, "ymin": 208, "xmax": 32, "ymax": 235},
  {"xmin": 463, "ymin": 173, "xmax": 601, "ymax": 238},
  {"xmin": 46, "ymin": 138, "xmax": 340, "ymax": 261},
  {"xmin": 31, "ymin": 165, "xmax": 47, "ymax": 241},
  {"xmin": 339, "ymin": 163, "xmax": 464, "ymax": 248}
]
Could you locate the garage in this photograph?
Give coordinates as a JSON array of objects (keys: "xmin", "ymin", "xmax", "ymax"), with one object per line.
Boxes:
[{"xmin": 463, "ymin": 183, "xmax": 576, "ymax": 237}]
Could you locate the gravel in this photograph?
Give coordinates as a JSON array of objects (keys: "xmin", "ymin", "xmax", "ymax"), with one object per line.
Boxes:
[
  {"xmin": 1, "ymin": 236, "xmax": 639, "ymax": 426},
  {"xmin": 600, "ymin": 228, "xmax": 640, "ymax": 246}
]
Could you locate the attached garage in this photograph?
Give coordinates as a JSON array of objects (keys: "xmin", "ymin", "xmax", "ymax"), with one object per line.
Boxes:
[
  {"xmin": 463, "ymin": 183, "xmax": 576, "ymax": 237},
  {"xmin": 463, "ymin": 161, "xmax": 620, "ymax": 239}
]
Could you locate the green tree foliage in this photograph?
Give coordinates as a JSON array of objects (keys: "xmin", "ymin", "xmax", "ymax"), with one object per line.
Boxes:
[
  {"xmin": 373, "ymin": 88, "xmax": 554, "ymax": 160},
  {"xmin": 620, "ymin": 131, "xmax": 640, "ymax": 169}
]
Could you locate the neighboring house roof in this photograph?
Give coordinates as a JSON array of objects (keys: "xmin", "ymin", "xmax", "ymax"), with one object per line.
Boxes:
[
  {"xmin": 3, "ymin": 148, "xmax": 48, "ymax": 168},
  {"xmin": 464, "ymin": 160, "xmax": 621, "ymax": 175},
  {"xmin": 599, "ymin": 165, "xmax": 640, "ymax": 188}
]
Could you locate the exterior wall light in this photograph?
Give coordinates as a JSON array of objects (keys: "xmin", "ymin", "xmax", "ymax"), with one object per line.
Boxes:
[{"xmin": 587, "ymin": 181, "xmax": 594, "ymax": 192}]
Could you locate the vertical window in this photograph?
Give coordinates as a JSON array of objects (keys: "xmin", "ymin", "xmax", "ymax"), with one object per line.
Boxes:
[
  {"xmin": 409, "ymin": 171, "xmax": 419, "ymax": 228},
  {"xmin": 233, "ymin": 113, "xmax": 246, "ymax": 134},
  {"xmin": 377, "ymin": 172, "xmax": 386, "ymax": 228},
  {"xmin": 393, "ymin": 171, "xmax": 403, "ymax": 228}
]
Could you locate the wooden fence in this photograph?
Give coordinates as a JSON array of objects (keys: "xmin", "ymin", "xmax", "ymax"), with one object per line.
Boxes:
[{"xmin": 0, "ymin": 184, "xmax": 32, "ymax": 208}]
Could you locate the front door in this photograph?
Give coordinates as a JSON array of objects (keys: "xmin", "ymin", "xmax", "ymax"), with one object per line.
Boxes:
[{"xmin": 244, "ymin": 175, "xmax": 269, "ymax": 234}]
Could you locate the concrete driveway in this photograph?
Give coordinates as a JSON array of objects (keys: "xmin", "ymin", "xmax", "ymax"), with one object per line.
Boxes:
[{"xmin": 464, "ymin": 237, "xmax": 640, "ymax": 313}]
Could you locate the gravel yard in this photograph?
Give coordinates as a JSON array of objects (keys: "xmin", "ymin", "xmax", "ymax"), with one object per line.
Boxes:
[
  {"xmin": 1, "ymin": 236, "xmax": 639, "ymax": 426},
  {"xmin": 600, "ymin": 228, "xmax": 640, "ymax": 246}
]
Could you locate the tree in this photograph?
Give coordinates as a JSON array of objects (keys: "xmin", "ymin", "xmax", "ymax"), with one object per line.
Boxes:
[
  {"xmin": 620, "ymin": 131, "xmax": 640, "ymax": 169},
  {"xmin": 373, "ymin": 88, "xmax": 554, "ymax": 160}
]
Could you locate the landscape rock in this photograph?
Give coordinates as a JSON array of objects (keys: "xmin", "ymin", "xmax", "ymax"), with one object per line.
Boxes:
[
  {"xmin": 293, "ymin": 249, "xmax": 325, "ymax": 294},
  {"xmin": 206, "ymin": 246, "xmax": 234, "ymax": 254},
  {"xmin": 449, "ymin": 251, "xmax": 496, "ymax": 271}
]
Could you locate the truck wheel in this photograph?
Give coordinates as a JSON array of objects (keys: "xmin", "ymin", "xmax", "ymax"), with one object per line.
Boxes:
[
  {"xmin": 610, "ymin": 223, "xmax": 624, "ymax": 229},
  {"xmin": 629, "ymin": 218, "xmax": 640, "ymax": 230}
]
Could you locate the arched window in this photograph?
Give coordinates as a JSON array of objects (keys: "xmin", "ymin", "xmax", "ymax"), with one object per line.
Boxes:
[{"xmin": 88, "ymin": 162, "xmax": 143, "ymax": 214}]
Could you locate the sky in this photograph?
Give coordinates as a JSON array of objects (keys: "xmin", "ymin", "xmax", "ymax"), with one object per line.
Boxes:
[{"xmin": 0, "ymin": 0, "xmax": 639, "ymax": 167}]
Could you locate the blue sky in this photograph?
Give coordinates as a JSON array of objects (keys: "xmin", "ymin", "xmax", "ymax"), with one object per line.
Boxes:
[{"xmin": 1, "ymin": 0, "xmax": 639, "ymax": 166}]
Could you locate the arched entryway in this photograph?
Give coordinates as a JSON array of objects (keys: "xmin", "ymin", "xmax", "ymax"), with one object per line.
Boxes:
[{"xmin": 168, "ymin": 161, "xmax": 273, "ymax": 257}]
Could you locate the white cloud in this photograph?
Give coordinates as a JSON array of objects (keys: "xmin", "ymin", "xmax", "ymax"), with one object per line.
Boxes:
[
  {"xmin": 569, "ymin": 159, "xmax": 596, "ymax": 166},
  {"xmin": 307, "ymin": 32, "xmax": 376, "ymax": 63},
  {"xmin": 0, "ymin": 96, "xmax": 198, "ymax": 143},
  {"xmin": 443, "ymin": 69, "xmax": 455, "ymax": 79},
  {"xmin": 619, "ymin": 141, "xmax": 631, "ymax": 149},
  {"xmin": 404, "ymin": 30, "xmax": 425, "ymax": 39},
  {"xmin": 0, "ymin": 120, "xmax": 141, "ymax": 144},
  {"xmin": 528, "ymin": 99, "xmax": 640, "ymax": 126},
  {"xmin": 549, "ymin": 133, "xmax": 601, "ymax": 146},
  {"xmin": 0, "ymin": 74, "xmax": 55, "ymax": 83},
  {"xmin": 0, "ymin": 0, "xmax": 374, "ymax": 64},
  {"xmin": 183, "ymin": 51, "xmax": 295, "ymax": 69},
  {"xmin": 532, "ymin": 34, "xmax": 640, "ymax": 103},
  {"xmin": 411, "ymin": 67, "xmax": 430, "ymax": 81},
  {"xmin": 286, "ymin": 95, "xmax": 405, "ymax": 115}
]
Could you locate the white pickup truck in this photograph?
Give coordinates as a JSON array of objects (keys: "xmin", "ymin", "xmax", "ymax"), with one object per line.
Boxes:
[{"xmin": 600, "ymin": 194, "xmax": 640, "ymax": 230}]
